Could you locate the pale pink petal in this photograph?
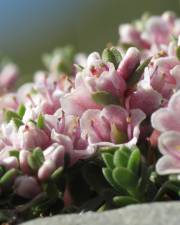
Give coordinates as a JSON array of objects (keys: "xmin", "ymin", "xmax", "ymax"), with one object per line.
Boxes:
[
  {"xmin": 156, "ymin": 155, "xmax": 180, "ymax": 175},
  {"xmin": 168, "ymin": 89, "xmax": 180, "ymax": 112},
  {"xmin": 151, "ymin": 108, "xmax": 180, "ymax": 132},
  {"xmin": 61, "ymin": 89, "xmax": 100, "ymax": 116},
  {"xmin": 51, "ymin": 129, "xmax": 73, "ymax": 153},
  {"xmin": 130, "ymin": 109, "xmax": 146, "ymax": 139},
  {"xmin": 129, "ymin": 88, "xmax": 162, "ymax": 115},
  {"xmin": 171, "ymin": 65, "xmax": 180, "ymax": 89},
  {"xmin": 80, "ymin": 109, "xmax": 109, "ymax": 143},
  {"xmin": 158, "ymin": 131, "xmax": 180, "ymax": 159},
  {"xmin": 101, "ymin": 105, "xmax": 128, "ymax": 132}
]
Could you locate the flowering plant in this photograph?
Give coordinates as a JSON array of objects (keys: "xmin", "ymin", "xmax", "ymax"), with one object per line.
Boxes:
[{"xmin": 1, "ymin": 12, "xmax": 180, "ymax": 224}]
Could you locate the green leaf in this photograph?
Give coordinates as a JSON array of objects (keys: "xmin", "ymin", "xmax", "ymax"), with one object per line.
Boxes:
[
  {"xmin": 83, "ymin": 163, "xmax": 109, "ymax": 193},
  {"xmin": 96, "ymin": 203, "xmax": 107, "ymax": 212},
  {"xmin": 0, "ymin": 168, "xmax": 17, "ymax": 186},
  {"xmin": 9, "ymin": 150, "xmax": 20, "ymax": 160},
  {"xmin": 176, "ymin": 46, "xmax": 180, "ymax": 60},
  {"xmin": 51, "ymin": 167, "xmax": 64, "ymax": 182},
  {"xmin": 127, "ymin": 147, "xmax": 141, "ymax": 175},
  {"xmin": 42, "ymin": 182, "xmax": 59, "ymax": 199},
  {"xmin": 127, "ymin": 57, "xmax": 152, "ymax": 87},
  {"xmin": 112, "ymin": 167, "xmax": 138, "ymax": 189},
  {"xmin": 92, "ymin": 91, "xmax": 119, "ymax": 105},
  {"xmin": 18, "ymin": 104, "xmax": 26, "ymax": 119},
  {"xmin": 37, "ymin": 114, "xmax": 44, "ymax": 129},
  {"xmin": 0, "ymin": 211, "xmax": 12, "ymax": 223},
  {"xmin": 4, "ymin": 110, "xmax": 20, "ymax": 122},
  {"xmin": 113, "ymin": 195, "xmax": 139, "ymax": 207},
  {"xmin": 113, "ymin": 146, "xmax": 131, "ymax": 168},
  {"xmin": 99, "ymin": 146, "xmax": 119, "ymax": 153},
  {"xmin": 28, "ymin": 154, "xmax": 41, "ymax": 171},
  {"xmin": 102, "ymin": 168, "xmax": 123, "ymax": 192},
  {"xmin": 102, "ymin": 153, "xmax": 114, "ymax": 170},
  {"xmin": 102, "ymin": 47, "xmax": 122, "ymax": 68},
  {"xmin": 32, "ymin": 148, "xmax": 44, "ymax": 165},
  {"xmin": 0, "ymin": 166, "xmax": 5, "ymax": 177}
]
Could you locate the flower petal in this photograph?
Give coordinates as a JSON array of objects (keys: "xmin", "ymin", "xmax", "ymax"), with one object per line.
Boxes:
[
  {"xmin": 156, "ymin": 155, "xmax": 180, "ymax": 175},
  {"xmin": 158, "ymin": 131, "xmax": 180, "ymax": 159},
  {"xmin": 151, "ymin": 108, "xmax": 180, "ymax": 132}
]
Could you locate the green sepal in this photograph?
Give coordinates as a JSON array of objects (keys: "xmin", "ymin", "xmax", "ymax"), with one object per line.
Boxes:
[
  {"xmin": 12, "ymin": 118, "xmax": 23, "ymax": 128},
  {"xmin": 0, "ymin": 168, "xmax": 17, "ymax": 186},
  {"xmin": 18, "ymin": 104, "xmax": 26, "ymax": 119},
  {"xmin": 102, "ymin": 47, "xmax": 122, "ymax": 68},
  {"xmin": 37, "ymin": 113, "xmax": 44, "ymax": 129},
  {"xmin": 111, "ymin": 123, "xmax": 127, "ymax": 144},
  {"xmin": 127, "ymin": 57, "xmax": 152, "ymax": 87},
  {"xmin": 176, "ymin": 46, "xmax": 180, "ymax": 60},
  {"xmin": 92, "ymin": 91, "xmax": 119, "ymax": 105},
  {"xmin": 4, "ymin": 110, "xmax": 20, "ymax": 123}
]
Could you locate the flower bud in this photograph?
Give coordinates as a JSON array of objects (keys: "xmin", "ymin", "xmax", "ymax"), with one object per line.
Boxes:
[
  {"xmin": 14, "ymin": 176, "xmax": 41, "ymax": 199},
  {"xmin": 1, "ymin": 156, "xmax": 19, "ymax": 170},
  {"xmin": 18, "ymin": 122, "xmax": 50, "ymax": 150},
  {"xmin": 117, "ymin": 47, "xmax": 140, "ymax": 80},
  {"xmin": 19, "ymin": 150, "xmax": 31, "ymax": 174},
  {"xmin": 38, "ymin": 160, "xmax": 56, "ymax": 181}
]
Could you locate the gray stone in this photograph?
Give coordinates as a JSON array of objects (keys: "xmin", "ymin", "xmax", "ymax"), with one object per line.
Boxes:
[{"xmin": 21, "ymin": 202, "xmax": 180, "ymax": 225}]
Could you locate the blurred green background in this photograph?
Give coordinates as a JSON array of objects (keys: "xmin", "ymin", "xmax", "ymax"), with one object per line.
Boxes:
[{"xmin": 0, "ymin": 0, "xmax": 179, "ymax": 81}]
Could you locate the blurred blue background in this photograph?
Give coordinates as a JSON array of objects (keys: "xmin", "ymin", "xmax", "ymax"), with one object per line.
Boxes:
[{"xmin": 0, "ymin": 0, "xmax": 179, "ymax": 79}]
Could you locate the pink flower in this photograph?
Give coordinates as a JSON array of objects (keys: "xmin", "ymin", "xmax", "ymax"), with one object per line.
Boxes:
[
  {"xmin": 145, "ymin": 16, "xmax": 170, "ymax": 45},
  {"xmin": 142, "ymin": 56, "xmax": 179, "ymax": 99},
  {"xmin": 0, "ymin": 64, "xmax": 19, "ymax": 93},
  {"xmin": 45, "ymin": 111, "xmax": 89, "ymax": 166},
  {"xmin": 152, "ymin": 90, "xmax": 180, "ymax": 174},
  {"xmin": 156, "ymin": 131, "xmax": 180, "ymax": 175},
  {"xmin": 61, "ymin": 52, "xmax": 127, "ymax": 116},
  {"xmin": 119, "ymin": 24, "xmax": 150, "ymax": 49},
  {"xmin": 17, "ymin": 122, "xmax": 51, "ymax": 150},
  {"xmin": 80, "ymin": 105, "xmax": 146, "ymax": 145},
  {"xmin": 151, "ymin": 90, "xmax": 180, "ymax": 133},
  {"xmin": 128, "ymin": 88, "xmax": 162, "ymax": 115}
]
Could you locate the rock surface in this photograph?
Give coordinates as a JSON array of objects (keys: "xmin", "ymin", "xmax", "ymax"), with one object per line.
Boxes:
[{"xmin": 22, "ymin": 202, "xmax": 180, "ymax": 225}]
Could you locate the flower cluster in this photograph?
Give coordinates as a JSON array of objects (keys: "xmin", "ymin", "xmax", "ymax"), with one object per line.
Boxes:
[{"xmin": 1, "ymin": 12, "xmax": 180, "ymax": 223}]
